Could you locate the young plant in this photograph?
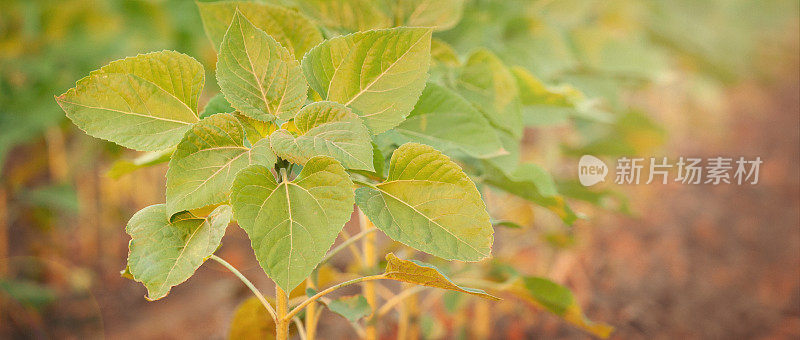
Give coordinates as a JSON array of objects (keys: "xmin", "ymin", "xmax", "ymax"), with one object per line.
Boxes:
[{"xmin": 56, "ymin": 1, "xmax": 612, "ymax": 338}]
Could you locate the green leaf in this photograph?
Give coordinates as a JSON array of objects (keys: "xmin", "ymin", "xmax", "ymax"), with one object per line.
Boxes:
[
  {"xmin": 200, "ymin": 93, "xmax": 234, "ymax": 119},
  {"xmin": 216, "ymin": 11, "xmax": 308, "ymax": 122},
  {"xmin": 296, "ymin": 0, "xmax": 391, "ymax": 33},
  {"xmin": 430, "ymin": 38, "xmax": 461, "ymax": 67},
  {"xmin": 92, "ymin": 51, "xmax": 205, "ymax": 114},
  {"xmin": 56, "ymin": 72, "xmax": 199, "ymax": 151},
  {"xmin": 0, "ymin": 279, "xmax": 57, "ymax": 309},
  {"xmin": 511, "ymin": 66, "xmax": 584, "ymax": 126},
  {"xmin": 383, "ymin": 253, "xmax": 499, "ymax": 300},
  {"xmin": 355, "ymin": 143, "xmax": 493, "ymax": 261},
  {"xmin": 126, "ymin": 204, "xmax": 232, "ymax": 300},
  {"xmin": 516, "ymin": 277, "xmax": 613, "ymax": 338},
  {"xmin": 326, "ymin": 295, "xmax": 371, "ymax": 322},
  {"xmin": 302, "ymin": 27, "xmax": 432, "ymax": 134},
  {"xmin": 393, "ymin": 0, "xmax": 465, "ymax": 31},
  {"xmin": 228, "ymin": 297, "xmax": 277, "ymax": 340},
  {"xmin": 483, "ymin": 162, "xmax": 577, "ymax": 225},
  {"xmin": 107, "ymin": 148, "xmax": 174, "ymax": 179},
  {"xmin": 166, "ymin": 113, "xmax": 277, "ymax": 216},
  {"xmin": 395, "ymin": 83, "xmax": 504, "ymax": 159},
  {"xmin": 269, "ymin": 101, "xmax": 374, "ymax": 171},
  {"xmin": 198, "ymin": 1, "xmax": 322, "ymax": 58},
  {"xmin": 231, "ymin": 157, "xmax": 354, "ymax": 292},
  {"xmin": 456, "ymin": 49, "xmax": 522, "ymax": 138}
]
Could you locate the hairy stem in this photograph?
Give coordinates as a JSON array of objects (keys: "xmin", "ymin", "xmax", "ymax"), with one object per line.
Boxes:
[
  {"xmin": 209, "ymin": 255, "xmax": 276, "ymax": 322},
  {"xmin": 286, "ymin": 275, "xmax": 387, "ymax": 321},
  {"xmin": 305, "ymin": 279, "xmax": 318, "ymax": 340},
  {"xmin": 276, "ymin": 286, "xmax": 289, "ymax": 340},
  {"xmin": 359, "ymin": 209, "xmax": 379, "ymax": 340}
]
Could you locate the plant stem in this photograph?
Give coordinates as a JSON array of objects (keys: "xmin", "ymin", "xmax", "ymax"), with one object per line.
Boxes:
[
  {"xmin": 293, "ymin": 316, "xmax": 308, "ymax": 340},
  {"xmin": 359, "ymin": 209, "xmax": 378, "ymax": 340},
  {"xmin": 305, "ymin": 279, "xmax": 318, "ymax": 340},
  {"xmin": 276, "ymin": 286, "xmax": 289, "ymax": 340},
  {"xmin": 375, "ymin": 285, "xmax": 427, "ymax": 318},
  {"xmin": 286, "ymin": 275, "xmax": 386, "ymax": 321},
  {"xmin": 209, "ymin": 255, "xmax": 276, "ymax": 322},
  {"xmin": 319, "ymin": 228, "xmax": 377, "ymax": 264}
]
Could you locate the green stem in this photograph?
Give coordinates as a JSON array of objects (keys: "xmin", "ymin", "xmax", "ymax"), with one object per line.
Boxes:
[
  {"xmin": 209, "ymin": 255, "xmax": 277, "ymax": 322},
  {"xmin": 285, "ymin": 275, "xmax": 387, "ymax": 321}
]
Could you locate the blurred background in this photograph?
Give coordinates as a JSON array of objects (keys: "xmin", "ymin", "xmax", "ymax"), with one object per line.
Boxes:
[{"xmin": 0, "ymin": 0, "xmax": 798, "ymax": 339}]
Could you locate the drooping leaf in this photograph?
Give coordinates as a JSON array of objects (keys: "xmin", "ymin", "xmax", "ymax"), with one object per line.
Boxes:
[
  {"xmin": 302, "ymin": 27, "xmax": 432, "ymax": 134},
  {"xmin": 56, "ymin": 73, "xmax": 199, "ymax": 151},
  {"xmin": 216, "ymin": 11, "xmax": 308, "ymax": 122},
  {"xmin": 269, "ymin": 101, "xmax": 373, "ymax": 171},
  {"xmin": 198, "ymin": 1, "xmax": 322, "ymax": 58},
  {"xmin": 231, "ymin": 157, "xmax": 354, "ymax": 292},
  {"xmin": 200, "ymin": 93, "xmax": 234, "ymax": 119},
  {"xmin": 393, "ymin": 0, "xmax": 465, "ymax": 31},
  {"xmin": 92, "ymin": 51, "xmax": 205, "ymax": 114},
  {"xmin": 228, "ymin": 297, "xmax": 277, "ymax": 340},
  {"xmin": 355, "ymin": 143, "xmax": 493, "ymax": 261},
  {"xmin": 395, "ymin": 83, "xmax": 504, "ymax": 159},
  {"xmin": 483, "ymin": 162, "xmax": 577, "ymax": 225},
  {"xmin": 325, "ymin": 295, "xmax": 371, "ymax": 322},
  {"xmin": 383, "ymin": 253, "xmax": 499, "ymax": 300},
  {"xmin": 166, "ymin": 113, "xmax": 277, "ymax": 216},
  {"xmin": 107, "ymin": 147, "xmax": 174, "ymax": 179},
  {"xmin": 125, "ymin": 204, "xmax": 232, "ymax": 300},
  {"xmin": 296, "ymin": 0, "xmax": 391, "ymax": 33},
  {"xmin": 456, "ymin": 49, "xmax": 522, "ymax": 138},
  {"xmin": 514, "ymin": 277, "xmax": 613, "ymax": 338}
]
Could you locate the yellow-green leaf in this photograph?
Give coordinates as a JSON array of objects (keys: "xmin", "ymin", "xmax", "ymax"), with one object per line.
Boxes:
[
  {"xmin": 228, "ymin": 297, "xmax": 277, "ymax": 340},
  {"xmin": 355, "ymin": 143, "xmax": 493, "ymax": 261},
  {"xmin": 393, "ymin": 0, "xmax": 465, "ymax": 31},
  {"xmin": 198, "ymin": 1, "xmax": 322, "ymax": 59},
  {"xmin": 216, "ymin": 11, "xmax": 308, "ymax": 122},
  {"xmin": 301, "ymin": 27, "xmax": 432, "ymax": 134},
  {"xmin": 56, "ymin": 73, "xmax": 199, "ymax": 151},
  {"xmin": 231, "ymin": 157, "xmax": 354, "ymax": 292},
  {"xmin": 456, "ymin": 49, "xmax": 522, "ymax": 138},
  {"xmin": 166, "ymin": 113, "xmax": 276, "ymax": 216},
  {"xmin": 514, "ymin": 277, "xmax": 613, "ymax": 338},
  {"xmin": 125, "ymin": 204, "xmax": 232, "ymax": 300},
  {"xmin": 269, "ymin": 101, "xmax": 374, "ymax": 171},
  {"xmin": 383, "ymin": 253, "xmax": 499, "ymax": 300},
  {"xmin": 296, "ymin": 0, "xmax": 391, "ymax": 33}
]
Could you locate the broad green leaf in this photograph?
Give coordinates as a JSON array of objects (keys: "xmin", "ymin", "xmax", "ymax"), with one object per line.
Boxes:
[
  {"xmin": 107, "ymin": 147, "xmax": 174, "ymax": 179},
  {"xmin": 395, "ymin": 83, "xmax": 504, "ymax": 159},
  {"xmin": 200, "ymin": 93, "xmax": 234, "ymax": 119},
  {"xmin": 514, "ymin": 277, "xmax": 613, "ymax": 338},
  {"xmin": 92, "ymin": 51, "xmax": 205, "ymax": 114},
  {"xmin": 456, "ymin": 49, "xmax": 522, "ymax": 138},
  {"xmin": 483, "ymin": 162, "xmax": 577, "ymax": 225},
  {"xmin": 166, "ymin": 113, "xmax": 277, "ymax": 216},
  {"xmin": 383, "ymin": 253, "xmax": 499, "ymax": 300},
  {"xmin": 355, "ymin": 143, "xmax": 493, "ymax": 261},
  {"xmin": 393, "ymin": 0, "xmax": 465, "ymax": 31},
  {"xmin": 269, "ymin": 101, "xmax": 373, "ymax": 171},
  {"xmin": 56, "ymin": 73, "xmax": 199, "ymax": 151},
  {"xmin": 302, "ymin": 27, "xmax": 432, "ymax": 134},
  {"xmin": 296, "ymin": 0, "xmax": 391, "ymax": 33},
  {"xmin": 231, "ymin": 157, "xmax": 354, "ymax": 291},
  {"xmin": 228, "ymin": 297, "xmax": 277, "ymax": 340},
  {"xmin": 216, "ymin": 11, "xmax": 307, "ymax": 122},
  {"xmin": 126, "ymin": 204, "xmax": 232, "ymax": 300},
  {"xmin": 198, "ymin": 1, "xmax": 322, "ymax": 58},
  {"xmin": 326, "ymin": 295, "xmax": 371, "ymax": 322}
]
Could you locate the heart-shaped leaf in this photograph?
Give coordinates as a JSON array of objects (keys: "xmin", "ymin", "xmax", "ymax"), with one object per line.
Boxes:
[
  {"xmin": 217, "ymin": 11, "xmax": 308, "ymax": 122},
  {"xmin": 383, "ymin": 253, "xmax": 499, "ymax": 300},
  {"xmin": 231, "ymin": 157, "xmax": 354, "ymax": 292},
  {"xmin": 355, "ymin": 143, "xmax": 493, "ymax": 261},
  {"xmin": 302, "ymin": 27, "xmax": 432, "ymax": 134},
  {"xmin": 395, "ymin": 83, "xmax": 504, "ymax": 159},
  {"xmin": 198, "ymin": 1, "xmax": 322, "ymax": 59},
  {"xmin": 166, "ymin": 113, "xmax": 276, "ymax": 216},
  {"xmin": 56, "ymin": 70, "xmax": 200, "ymax": 151},
  {"xmin": 269, "ymin": 101, "xmax": 373, "ymax": 171},
  {"xmin": 126, "ymin": 204, "xmax": 232, "ymax": 300}
]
